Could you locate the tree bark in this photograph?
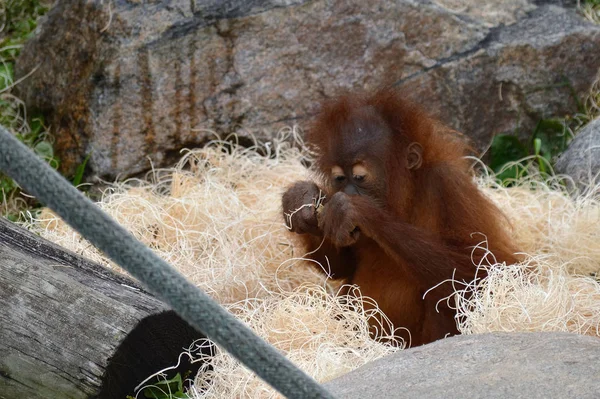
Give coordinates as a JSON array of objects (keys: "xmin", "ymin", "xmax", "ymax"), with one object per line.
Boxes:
[{"xmin": 0, "ymin": 216, "xmax": 206, "ymax": 399}]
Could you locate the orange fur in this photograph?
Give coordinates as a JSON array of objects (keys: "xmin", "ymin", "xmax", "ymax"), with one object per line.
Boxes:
[{"xmin": 283, "ymin": 88, "xmax": 519, "ymax": 347}]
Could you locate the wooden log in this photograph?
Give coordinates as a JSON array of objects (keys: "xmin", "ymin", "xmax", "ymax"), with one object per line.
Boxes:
[{"xmin": 0, "ymin": 216, "xmax": 209, "ymax": 399}]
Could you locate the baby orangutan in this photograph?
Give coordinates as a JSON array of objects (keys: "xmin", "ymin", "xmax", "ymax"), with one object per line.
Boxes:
[{"xmin": 282, "ymin": 88, "xmax": 519, "ymax": 347}]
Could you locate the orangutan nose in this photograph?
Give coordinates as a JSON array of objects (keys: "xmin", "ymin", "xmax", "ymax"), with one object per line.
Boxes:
[{"xmin": 343, "ymin": 185, "xmax": 359, "ymax": 196}]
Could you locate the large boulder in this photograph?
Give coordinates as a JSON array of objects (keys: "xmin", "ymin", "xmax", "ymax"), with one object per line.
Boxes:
[
  {"xmin": 325, "ymin": 332, "xmax": 600, "ymax": 399},
  {"xmin": 15, "ymin": 0, "xmax": 600, "ymax": 178},
  {"xmin": 400, "ymin": 5, "xmax": 600, "ymax": 149},
  {"xmin": 555, "ymin": 118, "xmax": 600, "ymax": 192}
]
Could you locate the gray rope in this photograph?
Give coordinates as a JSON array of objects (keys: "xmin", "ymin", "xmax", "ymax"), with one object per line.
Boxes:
[{"xmin": 0, "ymin": 126, "xmax": 335, "ymax": 399}]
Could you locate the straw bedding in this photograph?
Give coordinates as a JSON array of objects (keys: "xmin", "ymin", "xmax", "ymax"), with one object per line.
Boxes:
[{"xmin": 23, "ymin": 128, "xmax": 600, "ymax": 398}]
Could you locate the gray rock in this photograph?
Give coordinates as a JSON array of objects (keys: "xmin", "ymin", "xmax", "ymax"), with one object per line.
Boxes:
[
  {"xmin": 15, "ymin": 1, "xmax": 600, "ymax": 178},
  {"xmin": 555, "ymin": 118, "xmax": 600, "ymax": 192},
  {"xmin": 325, "ymin": 332, "xmax": 600, "ymax": 399},
  {"xmin": 398, "ymin": 5, "xmax": 600, "ymax": 149}
]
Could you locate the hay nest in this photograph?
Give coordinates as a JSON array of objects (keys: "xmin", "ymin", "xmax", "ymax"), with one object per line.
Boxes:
[{"xmin": 24, "ymin": 128, "xmax": 600, "ymax": 398}]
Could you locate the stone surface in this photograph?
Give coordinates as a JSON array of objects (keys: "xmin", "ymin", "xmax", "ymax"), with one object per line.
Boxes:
[
  {"xmin": 15, "ymin": 0, "xmax": 600, "ymax": 178},
  {"xmin": 555, "ymin": 118, "xmax": 600, "ymax": 191},
  {"xmin": 324, "ymin": 332, "xmax": 600, "ymax": 399},
  {"xmin": 399, "ymin": 5, "xmax": 600, "ymax": 149}
]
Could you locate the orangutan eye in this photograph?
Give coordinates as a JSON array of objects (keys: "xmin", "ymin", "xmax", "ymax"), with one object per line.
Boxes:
[
  {"xmin": 352, "ymin": 164, "xmax": 368, "ymax": 181},
  {"xmin": 331, "ymin": 166, "xmax": 345, "ymax": 183}
]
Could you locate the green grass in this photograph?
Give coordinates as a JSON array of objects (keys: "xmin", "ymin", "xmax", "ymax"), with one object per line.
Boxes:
[
  {"xmin": 1, "ymin": 0, "xmax": 54, "ymax": 220},
  {"xmin": 580, "ymin": 0, "xmax": 600, "ymax": 24},
  {"xmin": 488, "ymin": 73, "xmax": 599, "ymax": 187},
  {"xmin": 489, "ymin": 118, "xmax": 573, "ymax": 186},
  {"xmin": 126, "ymin": 373, "xmax": 191, "ymax": 399}
]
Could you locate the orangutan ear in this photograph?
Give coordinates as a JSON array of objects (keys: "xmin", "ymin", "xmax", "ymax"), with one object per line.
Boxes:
[{"xmin": 406, "ymin": 142, "xmax": 423, "ymax": 170}]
